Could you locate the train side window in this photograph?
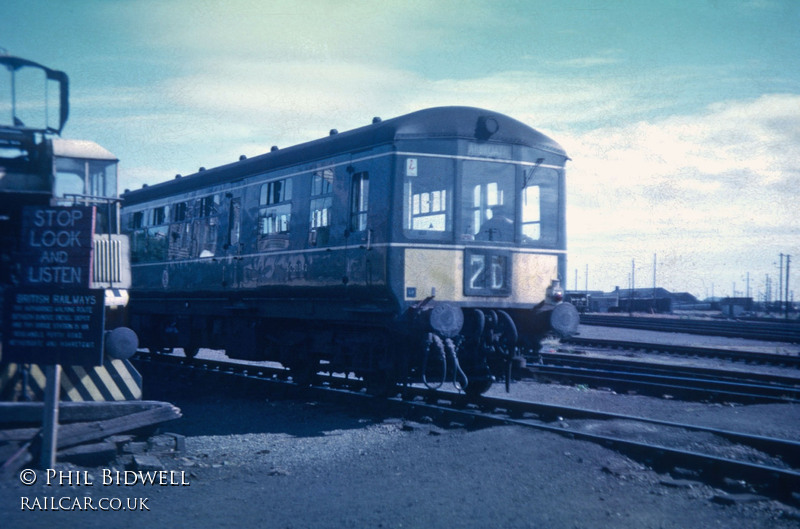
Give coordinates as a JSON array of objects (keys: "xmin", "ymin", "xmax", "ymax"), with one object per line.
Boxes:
[
  {"xmin": 194, "ymin": 194, "xmax": 220, "ymax": 258},
  {"xmin": 521, "ymin": 185, "xmax": 541, "ymax": 240},
  {"xmin": 198, "ymin": 194, "xmax": 220, "ymax": 217},
  {"xmin": 349, "ymin": 172, "xmax": 369, "ymax": 232},
  {"xmin": 257, "ymin": 177, "xmax": 293, "ymax": 250},
  {"xmin": 228, "ymin": 198, "xmax": 241, "ymax": 247},
  {"xmin": 146, "ymin": 209, "xmax": 159, "ymax": 227},
  {"xmin": 520, "ymin": 167, "xmax": 559, "ymax": 246},
  {"xmin": 130, "ymin": 213, "xmax": 168, "ymax": 263},
  {"xmin": 153, "ymin": 205, "xmax": 168, "ymax": 225},
  {"xmin": 403, "ymin": 157, "xmax": 453, "ymax": 237},
  {"xmin": 309, "ymin": 168, "xmax": 334, "ymax": 246},
  {"xmin": 311, "ymin": 168, "xmax": 333, "ymax": 196},
  {"xmin": 131, "ymin": 229, "xmax": 146, "ymax": 263},
  {"xmin": 259, "ymin": 205, "xmax": 292, "ymax": 235},
  {"xmin": 146, "ymin": 225, "xmax": 168, "ymax": 261},
  {"xmin": 260, "ymin": 178, "xmax": 292, "ymax": 205},
  {"xmin": 172, "ymin": 202, "xmax": 187, "ymax": 222},
  {"xmin": 310, "ymin": 197, "xmax": 332, "ymax": 228},
  {"xmin": 408, "ymin": 188, "xmax": 448, "ymax": 231},
  {"xmin": 132, "ymin": 211, "xmax": 144, "ymax": 229},
  {"xmin": 167, "ymin": 202, "xmax": 190, "ymax": 260}
]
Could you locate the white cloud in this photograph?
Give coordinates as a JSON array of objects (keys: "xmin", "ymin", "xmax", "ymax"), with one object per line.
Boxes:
[
  {"xmin": 560, "ymin": 94, "xmax": 800, "ymax": 296},
  {"xmin": 85, "ymin": 8, "xmax": 797, "ymax": 300},
  {"xmin": 106, "ymin": 66, "xmax": 630, "ymax": 182},
  {"xmin": 115, "ymin": 0, "xmax": 467, "ymax": 66},
  {"xmin": 553, "ymin": 49, "xmax": 625, "ymax": 68}
]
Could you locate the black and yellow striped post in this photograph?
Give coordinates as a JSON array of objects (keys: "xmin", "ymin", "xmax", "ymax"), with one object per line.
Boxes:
[{"xmin": 0, "ymin": 358, "xmax": 142, "ymax": 402}]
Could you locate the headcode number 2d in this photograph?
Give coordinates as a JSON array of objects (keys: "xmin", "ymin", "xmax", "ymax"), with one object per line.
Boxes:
[{"xmin": 469, "ymin": 254, "xmax": 506, "ymax": 291}]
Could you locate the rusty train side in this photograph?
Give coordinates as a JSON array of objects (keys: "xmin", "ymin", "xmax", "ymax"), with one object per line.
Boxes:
[{"xmin": 121, "ymin": 107, "xmax": 578, "ymax": 395}]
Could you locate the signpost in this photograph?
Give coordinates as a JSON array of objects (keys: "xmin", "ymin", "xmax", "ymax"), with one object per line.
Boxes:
[
  {"xmin": 20, "ymin": 206, "xmax": 96, "ymax": 287},
  {"xmin": 1, "ymin": 205, "xmax": 103, "ymax": 467},
  {"xmin": 3, "ymin": 289, "xmax": 105, "ymax": 365}
]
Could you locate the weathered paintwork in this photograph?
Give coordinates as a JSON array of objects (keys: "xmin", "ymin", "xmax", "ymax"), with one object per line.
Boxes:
[{"xmin": 121, "ymin": 107, "xmax": 575, "ymax": 393}]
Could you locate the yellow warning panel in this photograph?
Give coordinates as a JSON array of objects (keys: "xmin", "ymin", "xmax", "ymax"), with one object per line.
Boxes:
[{"xmin": 0, "ymin": 358, "xmax": 141, "ymax": 402}]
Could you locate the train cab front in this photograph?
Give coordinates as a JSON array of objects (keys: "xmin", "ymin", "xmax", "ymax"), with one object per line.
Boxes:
[
  {"xmin": 404, "ymin": 275, "xmax": 579, "ymax": 397},
  {"xmin": 395, "ymin": 112, "xmax": 577, "ymax": 395}
]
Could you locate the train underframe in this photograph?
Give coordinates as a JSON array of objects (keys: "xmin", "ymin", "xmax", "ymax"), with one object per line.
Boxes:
[{"xmin": 132, "ymin": 297, "xmax": 578, "ymax": 397}]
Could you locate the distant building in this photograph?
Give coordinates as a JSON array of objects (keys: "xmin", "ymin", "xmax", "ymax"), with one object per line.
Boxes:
[
  {"xmin": 571, "ymin": 287, "xmax": 700, "ymax": 314},
  {"xmin": 564, "ymin": 292, "xmax": 592, "ymax": 313},
  {"xmin": 718, "ymin": 297, "xmax": 754, "ymax": 317}
]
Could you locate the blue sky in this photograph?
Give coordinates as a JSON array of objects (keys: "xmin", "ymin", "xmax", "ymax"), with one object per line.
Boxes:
[{"xmin": 3, "ymin": 0, "xmax": 798, "ymax": 299}]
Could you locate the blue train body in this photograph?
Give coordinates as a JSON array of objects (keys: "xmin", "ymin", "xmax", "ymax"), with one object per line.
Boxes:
[{"xmin": 121, "ymin": 106, "xmax": 578, "ymax": 395}]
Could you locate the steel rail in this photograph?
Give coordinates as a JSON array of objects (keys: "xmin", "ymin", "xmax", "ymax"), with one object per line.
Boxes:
[
  {"xmin": 529, "ymin": 353, "xmax": 800, "ymax": 403},
  {"xmin": 400, "ymin": 392, "xmax": 800, "ymax": 505},
  {"xmin": 133, "ymin": 351, "xmax": 800, "ymax": 505},
  {"xmin": 541, "ymin": 351, "xmax": 800, "ymax": 387},
  {"xmin": 563, "ymin": 336, "xmax": 800, "ymax": 368},
  {"xmin": 579, "ymin": 315, "xmax": 800, "ymax": 343},
  {"xmin": 528, "ymin": 365, "xmax": 798, "ymax": 403}
]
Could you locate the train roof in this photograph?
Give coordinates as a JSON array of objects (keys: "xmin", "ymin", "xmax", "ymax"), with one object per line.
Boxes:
[
  {"xmin": 123, "ymin": 106, "xmax": 566, "ymax": 205},
  {"xmin": 53, "ymin": 138, "xmax": 118, "ymax": 161}
]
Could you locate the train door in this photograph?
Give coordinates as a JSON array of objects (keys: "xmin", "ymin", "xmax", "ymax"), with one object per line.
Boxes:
[
  {"xmin": 191, "ymin": 194, "xmax": 220, "ymax": 259},
  {"xmin": 223, "ymin": 195, "xmax": 242, "ymax": 287},
  {"xmin": 167, "ymin": 201, "xmax": 191, "ymax": 260},
  {"xmin": 345, "ymin": 170, "xmax": 372, "ymax": 287},
  {"xmin": 308, "ymin": 168, "xmax": 334, "ymax": 247}
]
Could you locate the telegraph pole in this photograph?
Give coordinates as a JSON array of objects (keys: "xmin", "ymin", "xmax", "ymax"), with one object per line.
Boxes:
[
  {"xmin": 630, "ymin": 259, "xmax": 635, "ymax": 315},
  {"xmin": 653, "ymin": 253, "xmax": 657, "ymax": 290},
  {"xmin": 766, "ymin": 274, "xmax": 771, "ymax": 305},
  {"xmin": 786, "ymin": 255, "xmax": 791, "ymax": 319},
  {"xmin": 652, "ymin": 253, "xmax": 657, "ymax": 313},
  {"xmin": 779, "ymin": 254, "xmax": 784, "ymax": 312}
]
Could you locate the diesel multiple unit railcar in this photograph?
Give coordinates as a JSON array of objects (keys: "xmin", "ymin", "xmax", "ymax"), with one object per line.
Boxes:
[{"xmin": 121, "ymin": 106, "xmax": 578, "ymax": 395}]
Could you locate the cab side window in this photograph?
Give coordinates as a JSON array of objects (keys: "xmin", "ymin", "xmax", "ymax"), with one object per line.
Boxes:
[{"xmin": 403, "ymin": 157, "xmax": 453, "ymax": 238}]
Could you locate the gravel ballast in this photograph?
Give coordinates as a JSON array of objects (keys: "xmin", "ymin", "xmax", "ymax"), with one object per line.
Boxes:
[
  {"xmin": 2, "ymin": 323, "xmax": 799, "ymax": 528},
  {"xmin": 2, "ymin": 386, "xmax": 799, "ymax": 528}
]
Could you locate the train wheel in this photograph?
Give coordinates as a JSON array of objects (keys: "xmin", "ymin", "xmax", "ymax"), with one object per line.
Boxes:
[
  {"xmin": 289, "ymin": 359, "xmax": 318, "ymax": 387},
  {"xmin": 365, "ymin": 370, "xmax": 398, "ymax": 398},
  {"xmin": 464, "ymin": 376, "xmax": 493, "ymax": 399}
]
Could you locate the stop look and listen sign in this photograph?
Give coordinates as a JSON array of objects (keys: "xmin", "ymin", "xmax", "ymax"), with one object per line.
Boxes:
[{"xmin": 2, "ymin": 205, "xmax": 105, "ymax": 366}]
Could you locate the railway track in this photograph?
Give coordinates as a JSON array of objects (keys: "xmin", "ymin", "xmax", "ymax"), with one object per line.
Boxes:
[
  {"xmin": 563, "ymin": 336, "xmax": 800, "ymax": 368},
  {"xmin": 426, "ymin": 390, "xmax": 800, "ymax": 506},
  {"xmin": 528, "ymin": 351, "xmax": 800, "ymax": 403},
  {"xmin": 579, "ymin": 314, "xmax": 800, "ymax": 343},
  {"xmin": 133, "ymin": 351, "xmax": 800, "ymax": 506}
]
